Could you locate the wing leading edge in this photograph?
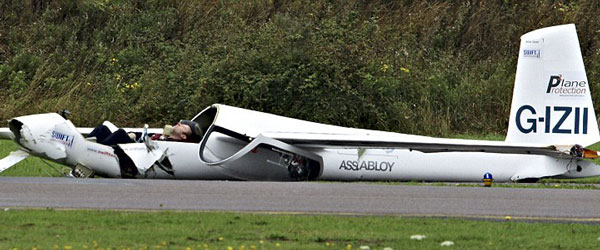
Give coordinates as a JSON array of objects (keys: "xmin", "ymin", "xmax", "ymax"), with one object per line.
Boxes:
[{"xmin": 261, "ymin": 132, "xmax": 598, "ymax": 159}]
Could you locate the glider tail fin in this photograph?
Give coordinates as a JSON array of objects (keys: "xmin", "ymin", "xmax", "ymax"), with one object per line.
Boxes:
[{"xmin": 505, "ymin": 24, "xmax": 600, "ymax": 146}]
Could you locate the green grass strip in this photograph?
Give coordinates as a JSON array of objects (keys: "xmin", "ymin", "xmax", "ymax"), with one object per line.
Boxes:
[
  {"xmin": 0, "ymin": 140, "xmax": 69, "ymax": 177},
  {"xmin": 0, "ymin": 209, "xmax": 599, "ymax": 249}
]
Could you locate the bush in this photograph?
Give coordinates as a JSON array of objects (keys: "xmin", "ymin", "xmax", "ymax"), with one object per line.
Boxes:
[{"xmin": 1, "ymin": 0, "xmax": 599, "ymax": 137}]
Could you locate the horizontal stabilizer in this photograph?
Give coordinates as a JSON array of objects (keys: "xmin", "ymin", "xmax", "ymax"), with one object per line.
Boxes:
[{"xmin": 0, "ymin": 150, "xmax": 29, "ymax": 172}]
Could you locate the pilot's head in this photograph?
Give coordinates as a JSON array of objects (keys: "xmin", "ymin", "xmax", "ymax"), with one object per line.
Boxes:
[{"xmin": 169, "ymin": 120, "xmax": 202, "ymax": 142}]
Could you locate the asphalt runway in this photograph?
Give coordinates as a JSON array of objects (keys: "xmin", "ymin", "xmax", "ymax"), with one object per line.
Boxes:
[{"xmin": 1, "ymin": 177, "xmax": 599, "ymax": 222}]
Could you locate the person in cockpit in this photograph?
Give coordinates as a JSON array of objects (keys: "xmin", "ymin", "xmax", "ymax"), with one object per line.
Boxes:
[
  {"xmin": 88, "ymin": 120, "xmax": 202, "ymax": 145},
  {"xmin": 150, "ymin": 120, "xmax": 202, "ymax": 142}
]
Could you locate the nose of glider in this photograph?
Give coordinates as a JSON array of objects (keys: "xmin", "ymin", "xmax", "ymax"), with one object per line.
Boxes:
[
  {"xmin": 8, "ymin": 118, "xmax": 38, "ymax": 152},
  {"xmin": 8, "ymin": 119, "xmax": 26, "ymax": 148},
  {"xmin": 7, "ymin": 113, "xmax": 70, "ymax": 154}
]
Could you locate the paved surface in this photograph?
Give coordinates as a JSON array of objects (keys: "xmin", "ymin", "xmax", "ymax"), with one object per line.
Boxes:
[{"xmin": 1, "ymin": 177, "xmax": 599, "ymax": 222}]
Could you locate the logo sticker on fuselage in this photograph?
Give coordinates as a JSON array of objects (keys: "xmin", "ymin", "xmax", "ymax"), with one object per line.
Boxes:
[
  {"xmin": 339, "ymin": 160, "xmax": 395, "ymax": 172},
  {"xmin": 51, "ymin": 131, "xmax": 75, "ymax": 147}
]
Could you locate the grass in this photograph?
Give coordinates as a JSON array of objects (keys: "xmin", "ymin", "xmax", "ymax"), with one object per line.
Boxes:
[
  {"xmin": 445, "ymin": 182, "xmax": 600, "ymax": 190},
  {"xmin": 381, "ymin": 181, "xmax": 600, "ymax": 190},
  {"xmin": 0, "ymin": 140, "xmax": 69, "ymax": 177},
  {"xmin": 0, "ymin": 209, "xmax": 599, "ymax": 249},
  {"xmin": 450, "ymin": 133, "xmax": 504, "ymax": 141}
]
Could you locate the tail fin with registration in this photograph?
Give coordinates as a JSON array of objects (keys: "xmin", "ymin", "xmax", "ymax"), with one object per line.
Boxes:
[{"xmin": 506, "ymin": 24, "xmax": 600, "ymax": 147}]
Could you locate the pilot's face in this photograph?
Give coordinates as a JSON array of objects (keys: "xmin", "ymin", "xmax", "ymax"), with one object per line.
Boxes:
[{"xmin": 170, "ymin": 122, "xmax": 192, "ymax": 140}]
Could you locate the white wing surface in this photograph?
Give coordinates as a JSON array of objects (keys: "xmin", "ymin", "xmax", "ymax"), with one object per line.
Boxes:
[
  {"xmin": 0, "ymin": 128, "xmax": 12, "ymax": 140},
  {"xmin": 0, "ymin": 150, "xmax": 29, "ymax": 173},
  {"xmin": 261, "ymin": 131, "xmax": 590, "ymax": 159}
]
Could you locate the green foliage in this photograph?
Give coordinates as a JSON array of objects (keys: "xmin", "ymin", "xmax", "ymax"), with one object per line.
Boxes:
[{"xmin": 1, "ymin": 0, "xmax": 600, "ymax": 136}]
